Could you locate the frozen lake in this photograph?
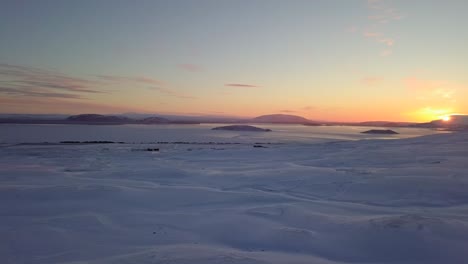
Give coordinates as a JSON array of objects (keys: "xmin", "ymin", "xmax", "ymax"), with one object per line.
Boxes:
[
  {"xmin": 0, "ymin": 123, "xmax": 446, "ymax": 144},
  {"xmin": 1, "ymin": 124, "xmax": 466, "ymax": 264}
]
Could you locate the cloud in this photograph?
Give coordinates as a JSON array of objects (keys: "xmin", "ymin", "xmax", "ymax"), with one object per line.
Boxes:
[
  {"xmin": 279, "ymin": 109, "xmax": 296, "ymax": 113},
  {"xmin": 361, "ymin": 0, "xmax": 402, "ymax": 56},
  {"xmin": 96, "ymin": 75, "xmax": 163, "ymax": 85},
  {"xmin": 361, "ymin": 77, "xmax": 384, "ymax": 85},
  {"xmin": 0, "ymin": 96, "xmax": 142, "ymax": 114},
  {"xmin": 378, "ymin": 38, "xmax": 394, "ymax": 46},
  {"xmin": 178, "ymin": 64, "xmax": 203, "ymax": 72},
  {"xmin": 380, "ymin": 49, "xmax": 393, "ymax": 57},
  {"xmin": 0, "ymin": 86, "xmax": 84, "ymax": 99},
  {"xmin": 0, "ymin": 64, "xmax": 188, "ymax": 113},
  {"xmin": 225, "ymin": 83, "xmax": 259, "ymax": 88},
  {"xmin": 367, "ymin": 0, "xmax": 403, "ymax": 23},
  {"xmin": 302, "ymin": 106, "xmax": 316, "ymax": 111},
  {"xmin": 363, "ymin": 31, "xmax": 382, "ymax": 38},
  {"xmin": 148, "ymin": 86, "xmax": 196, "ymax": 99},
  {"xmin": 434, "ymin": 88, "xmax": 455, "ymax": 99},
  {"xmin": 0, "ymin": 64, "xmax": 104, "ymax": 99},
  {"xmin": 0, "ymin": 64, "xmax": 170, "ymax": 101},
  {"xmin": 363, "ymin": 32, "xmax": 394, "ymax": 47},
  {"xmin": 277, "ymin": 106, "xmax": 317, "ymax": 114},
  {"xmin": 404, "ymin": 77, "xmax": 461, "ymax": 101},
  {"xmin": 404, "ymin": 77, "xmax": 445, "ymax": 92}
]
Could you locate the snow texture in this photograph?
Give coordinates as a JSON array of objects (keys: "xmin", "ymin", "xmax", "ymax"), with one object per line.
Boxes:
[{"xmin": 1, "ymin": 126, "xmax": 467, "ymax": 263}]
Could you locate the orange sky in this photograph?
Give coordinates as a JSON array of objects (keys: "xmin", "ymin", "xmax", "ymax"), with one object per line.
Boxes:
[{"xmin": 1, "ymin": 1, "xmax": 467, "ymax": 122}]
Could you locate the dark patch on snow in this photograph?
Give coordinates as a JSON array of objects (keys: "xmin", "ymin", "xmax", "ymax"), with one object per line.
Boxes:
[{"xmin": 361, "ymin": 129, "xmax": 399, "ymax": 134}]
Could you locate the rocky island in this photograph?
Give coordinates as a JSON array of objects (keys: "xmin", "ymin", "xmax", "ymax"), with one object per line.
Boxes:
[
  {"xmin": 212, "ymin": 125, "xmax": 272, "ymax": 132},
  {"xmin": 361, "ymin": 129, "xmax": 399, "ymax": 134}
]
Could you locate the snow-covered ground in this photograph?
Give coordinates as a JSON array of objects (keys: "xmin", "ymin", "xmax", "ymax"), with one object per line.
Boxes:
[{"xmin": 1, "ymin": 130, "xmax": 468, "ymax": 263}]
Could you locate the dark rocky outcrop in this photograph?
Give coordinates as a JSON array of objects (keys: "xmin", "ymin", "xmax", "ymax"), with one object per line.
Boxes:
[
  {"xmin": 361, "ymin": 129, "xmax": 399, "ymax": 134},
  {"xmin": 67, "ymin": 114, "xmax": 132, "ymax": 123},
  {"xmin": 146, "ymin": 148, "xmax": 159, "ymax": 152},
  {"xmin": 212, "ymin": 125, "xmax": 271, "ymax": 132},
  {"xmin": 60, "ymin": 141, "xmax": 117, "ymax": 144}
]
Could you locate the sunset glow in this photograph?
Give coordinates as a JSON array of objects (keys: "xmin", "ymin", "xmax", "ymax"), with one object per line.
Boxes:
[
  {"xmin": 1, "ymin": 2, "xmax": 468, "ymax": 263},
  {"xmin": 0, "ymin": 1, "xmax": 467, "ymax": 122}
]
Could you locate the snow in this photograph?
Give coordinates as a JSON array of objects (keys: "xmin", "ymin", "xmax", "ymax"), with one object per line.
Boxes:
[{"xmin": 1, "ymin": 127, "xmax": 468, "ymax": 263}]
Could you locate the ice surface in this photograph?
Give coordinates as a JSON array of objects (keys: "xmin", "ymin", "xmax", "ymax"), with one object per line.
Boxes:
[
  {"xmin": 0, "ymin": 124, "xmax": 447, "ymax": 144},
  {"xmin": 1, "ymin": 128, "xmax": 467, "ymax": 263}
]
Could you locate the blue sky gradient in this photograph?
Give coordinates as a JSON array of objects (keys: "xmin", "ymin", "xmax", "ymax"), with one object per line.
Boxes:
[{"xmin": 1, "ymin": 0, "xmax": 467, "ymax": 121}]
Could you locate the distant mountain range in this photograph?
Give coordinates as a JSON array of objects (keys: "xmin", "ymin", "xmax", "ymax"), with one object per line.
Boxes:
[
  {"xmin": 0, "ymin": 113, "xmax": 467, "ymax": 130},
  {"xmin": 0, "ymin": 113, "xmax": 318, "ymax": 125},
  {"xmin": 67, "ymin": 114, "xmax": 134, "ymax": 123},
  {"xmin": 0, "ymin": 114, "xmax": 197, "ymax": 125}
]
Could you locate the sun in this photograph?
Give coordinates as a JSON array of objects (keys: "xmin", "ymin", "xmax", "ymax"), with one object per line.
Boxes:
[{"xmin": 415, "ymin": 107, "xmax": 455, "ymax": 122}]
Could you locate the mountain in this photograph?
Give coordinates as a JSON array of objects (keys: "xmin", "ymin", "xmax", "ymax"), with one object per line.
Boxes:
[
  {"xmin": 251, "ymin": 114, "xmax": 315, "ymax": 124},
  {"xmin": 141, "ymin": 116, "xmax": 170, "ymax": 124},
  {"xmin": 65, "ymin": 114, "xmax": 198, "ymax": 125},
  {"xmin": 411, "ymin": 115, "xmax": 468, "ymax": 130},
  {"xmin": 67, "ymin": 114, "xmax": 133, "ymax": 123}
]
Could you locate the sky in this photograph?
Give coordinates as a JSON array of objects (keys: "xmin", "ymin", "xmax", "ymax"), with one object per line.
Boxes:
[{"xmin": 0, "ymin": 0, "xmax": 467, "ymax": 122}]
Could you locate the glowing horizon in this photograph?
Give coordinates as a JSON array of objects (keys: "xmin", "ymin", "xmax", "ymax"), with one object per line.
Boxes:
[{"xmin": 1, "ymin": 1, "xmax": 467, "ymax": 123}]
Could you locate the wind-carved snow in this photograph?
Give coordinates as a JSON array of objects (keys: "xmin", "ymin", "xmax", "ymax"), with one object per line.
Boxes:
[{"xmin": 1, "ymin": 132, "xmax": 468, "ymax": 263}]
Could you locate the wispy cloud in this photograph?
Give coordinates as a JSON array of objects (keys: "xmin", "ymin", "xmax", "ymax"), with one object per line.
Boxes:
[
  {"xmin": 0, "ymin": 86, "xmax": 84, "ymax": 99},
  {"xmin": 0, "ymin": 64, "xmax": 104, "ymax": 99},
  {"xmin": 148, "ymin": 86, "xmax": 196, "ymax": 99},
  {"xmin": 178, "ymin": 64, "xmax": 203, "ymax": 72},
  {"xmin": 0, "ymin": 64, "xmax": 168, "ymax": 101},
  {"xmin": 361, "ymin": 76, "xmax": 384, "ymax": 85},
  {"xmin": 405, "ymin": 77, "xmax": 443, "ymax": 91},
  {"xmin": 279, "ymin": 109, "xmax": 296, "ymax": 113},
  {"xmin": 361, "ymin": 0, "xmax": 402, "ymax": 55},
  {"xmin": 380, "ymin": 49, "xmax": 393, "ymax": 57},
  {"xmin": 96, "ymin": 75, "xmax": 163, "ymax": 85},
  {"xmin": 302, "ymin": 106, "xmax": 316, "ymax": 111},
  {"xmin": 404, "ymin": 77, "xmax": 460, "ymax": 102},
  {"xmin": 363, "ymin": 31, "xmax": 382, "ymax": 38},
  {"xmin": 367, "ymin": 0, "xmax": 403, "ymax": 23},
  {"xmin": 0, "ymin": 63, "xmax": 194, "ymax": 113},
  {"xmin": 0, "ymin": 96, "xmax": 141, "ymax": 114},
  {"xmin": 225, "ymin": 83, "xmax": 259, "ymax": 88}
]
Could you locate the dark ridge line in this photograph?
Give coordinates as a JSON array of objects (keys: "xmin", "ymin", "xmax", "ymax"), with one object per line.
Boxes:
[{"xmin": 14, "ymin": 141, "xmax": 284, "ymax": 146}]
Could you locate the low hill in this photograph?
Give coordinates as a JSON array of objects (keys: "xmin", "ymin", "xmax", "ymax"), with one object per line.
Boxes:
[
  {"xmin": 412, "ymin": 115, "xmax": 468, "ymax": 130},
  {"xmin": 141, "ymin": 116, "xmax": 170, "ymax": 124},
  {"xmin": 251, "ymin": 114, "xmax": 313, "ymax": 124},
  {"xmin": 67, "ymin": 114, "xmax": 132, "ymax": 123}
]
